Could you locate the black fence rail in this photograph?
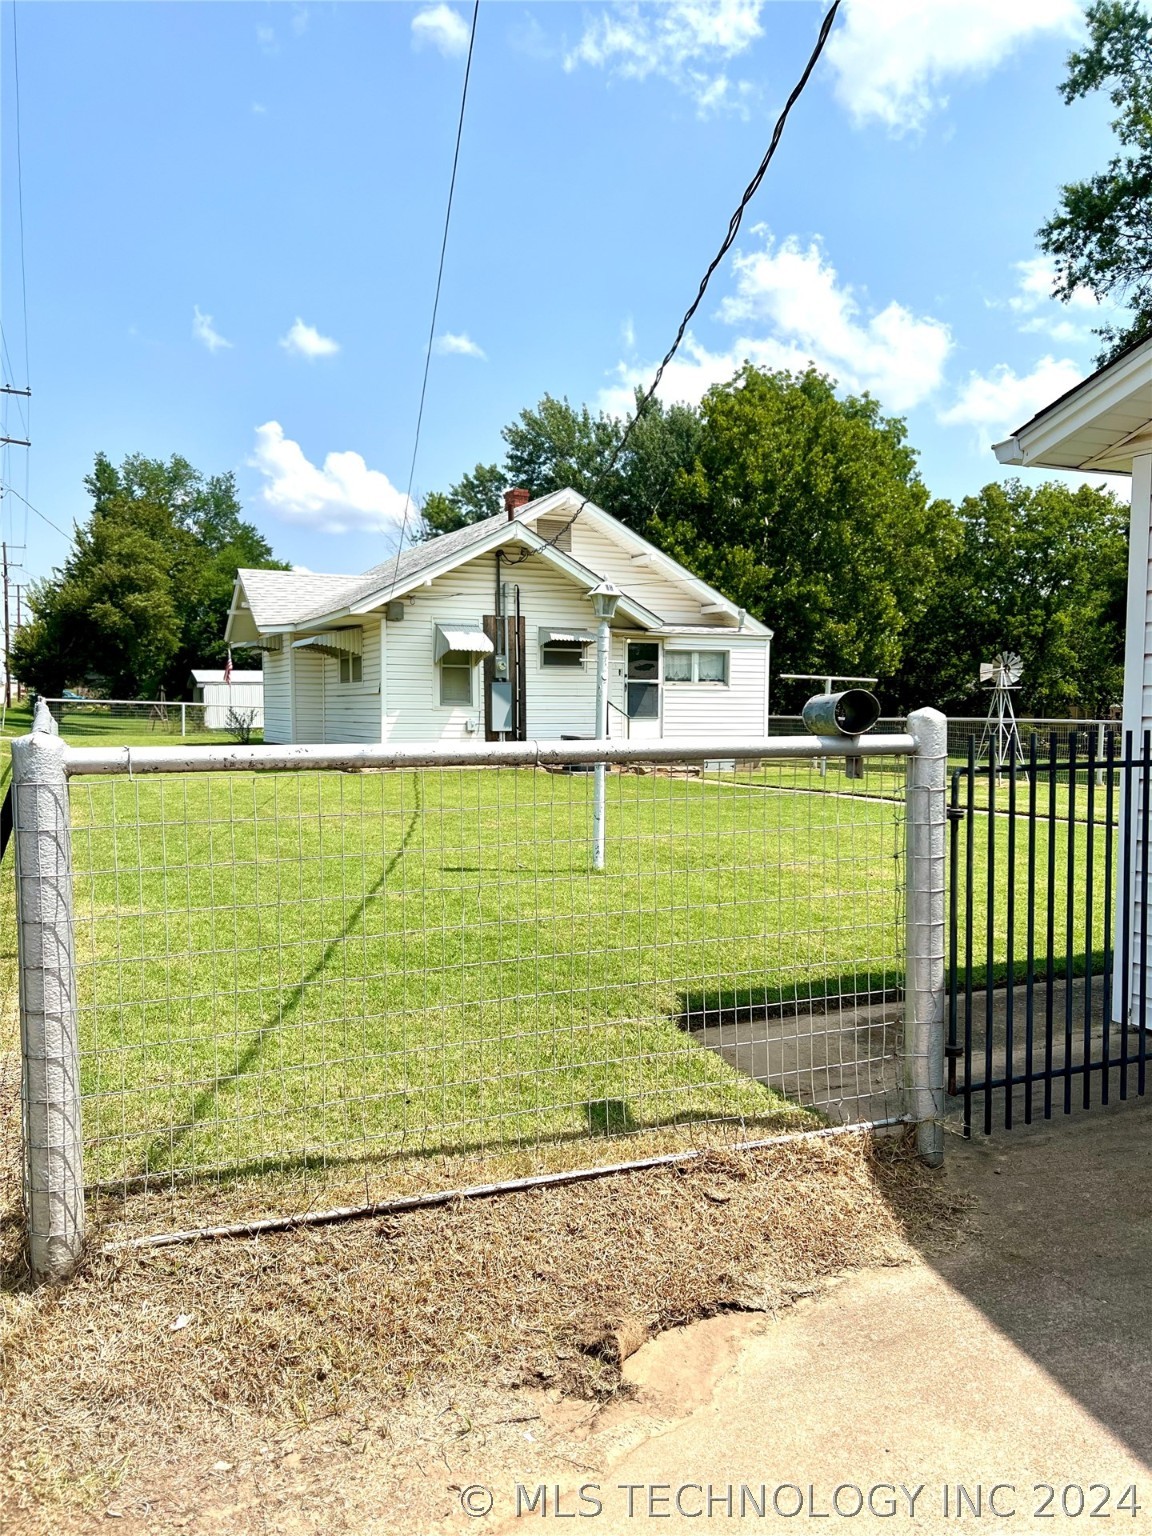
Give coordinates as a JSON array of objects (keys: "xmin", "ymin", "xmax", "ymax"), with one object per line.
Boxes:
[{"xmin": 949, "ymin": 731, "xmax": 1149, "ymax": 1136}]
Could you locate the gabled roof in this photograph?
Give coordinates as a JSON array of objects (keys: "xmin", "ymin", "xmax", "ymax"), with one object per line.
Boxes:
[
  {"xmin": 993, "ymin": 334, "xmax": 1152, "ymax": 475},
  {"xmin": 226, "ymin": 488, "xmax": 772, "ymax": 640}
]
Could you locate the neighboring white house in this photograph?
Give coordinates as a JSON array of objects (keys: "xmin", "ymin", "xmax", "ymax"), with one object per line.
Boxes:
[
  {"xmin": 188, "ymin": 668, "xmax": 265, "ymax": 731},
  {"xmin": 224, "ymin": 487, "xmax": 773, "ymax": 745},
  {"xmin": 994, "ymin": 331, "xmax": 1152, "ymax": 1023}
]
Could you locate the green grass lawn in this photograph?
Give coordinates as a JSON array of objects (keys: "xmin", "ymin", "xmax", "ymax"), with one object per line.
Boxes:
[
  {"xmin": 61, "ymin": 763, "xmax": 916, "ymax": 1193},
  {"xmin": 0, "ymin": 719, "xmax": 1123, "ymax": 1224}
]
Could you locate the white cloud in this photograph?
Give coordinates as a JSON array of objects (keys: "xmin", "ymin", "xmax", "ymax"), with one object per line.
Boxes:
[
  {"xmin": 251, "ymin": 102, "xmax": 268, "ymax": 116},
  {"xmin": 412, "ymin": 4, "xmax": 470, "ymax": 57},
  {"xmin": 192, "ymin": 306, "xmax": 233, "ymax": 353},
  {"xmin": 602, "ymin": 231, "xmax": 951, "ymax": 416},
  {"xmin": 998, "ymin": 255, "xmax": 1101, "ymax": 341},
  {"xmin": 250, "ymin": 422, "xmax": 412, "ymax": 534},
  {"xmin": 279, "ymin": 318, "xmax": 340, "ymax": 359},
  {"xmin": 433, "ymin": 331, "xmax": 486, "ymax": 359},
  {"xmin": 564, "ymin": 0, "xmax": 765, "ymax": 115},
  {"xmin": 825, "ymin": 0, "xmax": 1082, "ymax": 133},
  {"xmin": 938, "ymin": 355, "xmax": 1085, "ymax": 438}
]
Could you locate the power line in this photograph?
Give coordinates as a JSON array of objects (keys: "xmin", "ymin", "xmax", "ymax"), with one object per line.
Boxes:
[
  {"xmin": 11, "ymin": 2, "xmax": 29, "ymax": 385},
  {"xmin": 1, "ymin": 484, "xmax": 69, "ymax": 540},
  {"xmin": 504, "ymin": 0, "xmax": 842, "ymax": 566},
  {"xmin": 387, "ymin": 0, "xmax": 480, "ymax": 597}
]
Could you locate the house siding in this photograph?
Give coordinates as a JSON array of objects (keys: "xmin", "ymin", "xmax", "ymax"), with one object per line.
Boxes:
[
  {"xmin": 1123, "ymin": 453, "xmax": 1152, "ymax": 1025},
  {"xmin": 382, "ymin": 558, "xmax": 603, "ymax": 742},
  {"xmin": 661, "ymin": 637, "xmax": 770, "ymax": 737},
  {"xmin": 566, "ymin": 520, "xmax": 731, "ymax": 628},
  {"xmin": 262, "ymin": 648, "xmax": 292, "ymax": 744}
]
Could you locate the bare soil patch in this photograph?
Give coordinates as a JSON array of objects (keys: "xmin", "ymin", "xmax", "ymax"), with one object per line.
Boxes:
[{"xmin": 0, "ymin": 1132, "xmax": 968, "ymax": 1533}]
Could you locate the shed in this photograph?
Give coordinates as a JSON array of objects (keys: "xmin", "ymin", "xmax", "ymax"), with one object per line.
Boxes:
[{"xmin": 189, "ymin": 668, "xmax": 265, "ymax": 730}]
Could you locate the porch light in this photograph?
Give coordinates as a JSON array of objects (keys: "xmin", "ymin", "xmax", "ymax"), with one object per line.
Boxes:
[{"xmin": 588, "ymin": 580, "xmax": 622, "ymax": 623}]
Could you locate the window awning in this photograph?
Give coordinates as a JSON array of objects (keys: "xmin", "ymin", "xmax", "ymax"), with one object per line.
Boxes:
[
  {"xmin": 434, "ymin": 624, "xmax": 494, "ymax": 662},
  {"xmin": 538, "ymin": 627, "xmax": 594, "ymax": 646},
  {"xmin": 292, "ymin": 627, "xmax": 362, "ymax": 659}
]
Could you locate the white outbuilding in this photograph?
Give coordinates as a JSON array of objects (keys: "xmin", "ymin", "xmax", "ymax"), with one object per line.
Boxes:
[{"xmin": 188, "ymin": 668, "xmax": 265, "ymax": 730}]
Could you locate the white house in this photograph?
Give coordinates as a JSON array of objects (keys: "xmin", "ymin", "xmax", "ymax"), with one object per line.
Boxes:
[
  {"xmin": 188, "ymin": 668, "xmax": 265, "ymax": 730},
  {"xmin": 224, "ymin": 487, "xmax": 773, "ymax": 745},
  {"xmin": 994, "ymin": 331, "xmax": 1152, "ymax": 1020}
]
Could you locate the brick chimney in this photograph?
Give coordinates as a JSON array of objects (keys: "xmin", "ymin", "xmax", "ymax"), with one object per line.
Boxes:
[{"xmin": 504, "ymin": 486, "xmax": 531, "ymax": 519}]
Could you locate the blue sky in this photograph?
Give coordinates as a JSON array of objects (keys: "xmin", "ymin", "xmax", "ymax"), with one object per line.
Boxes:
[{"xmin": 0, "ymin": 0, "xmax": 1130, "ymax": 590}]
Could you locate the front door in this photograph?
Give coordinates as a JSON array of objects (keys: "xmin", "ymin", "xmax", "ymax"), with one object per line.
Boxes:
[{"xmin": 625, "ymin": 641, "xmax": 662, "ymax": 739}]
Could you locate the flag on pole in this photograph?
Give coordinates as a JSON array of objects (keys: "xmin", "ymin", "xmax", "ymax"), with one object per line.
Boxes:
[{"xmin": 224, "ymin": 647, "xmax": 233, "ymax": 686}]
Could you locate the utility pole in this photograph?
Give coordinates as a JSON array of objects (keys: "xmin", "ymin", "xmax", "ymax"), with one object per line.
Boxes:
[{"xmin": 3, "ymin": 542, "xmax": 11, "ymax": 709}]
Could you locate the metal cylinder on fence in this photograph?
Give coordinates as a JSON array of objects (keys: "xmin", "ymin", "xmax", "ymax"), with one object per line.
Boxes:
[
  {"xmin": 904, "ymin": 707, "xmax": 948, "ymax": 1166},
  {"xmin": 11, "ymin": 730, "xmax": 85, "ymax": 1281}
]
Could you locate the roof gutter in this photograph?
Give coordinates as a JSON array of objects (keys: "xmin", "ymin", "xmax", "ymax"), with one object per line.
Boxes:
[{"xmin": 993, "ymin": 435, "xmax": 1024, "ymax": 466}]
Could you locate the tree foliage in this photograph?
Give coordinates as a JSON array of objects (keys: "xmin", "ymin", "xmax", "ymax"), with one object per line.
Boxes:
[
  {"xmin": 419, "ymin": 393, "xmax": 701, "ymax": 538},
  {"xmin": 1039, "ymin": 0, "xmax": 1152, "ymax": 362},
  {"xmin": 651, "ymin": 366, "xmax": 949, "ymax": 683},
  {"xmin": 12, "ymin": 453, "xmax": 286, "ymax": 699},
  {"xmin": 893, "ymin": 479, "xmax": 1128, "ymax": 717}
]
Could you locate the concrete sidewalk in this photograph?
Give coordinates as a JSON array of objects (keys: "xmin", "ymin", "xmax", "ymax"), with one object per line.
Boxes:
[{"xmin": 470, "ymin": 1100, "xmax": 1152, "ymax": 1534}]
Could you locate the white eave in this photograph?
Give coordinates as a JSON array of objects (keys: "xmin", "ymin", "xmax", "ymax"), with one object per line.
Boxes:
[{"xmin": 992, "ymin": 336, "xmax": 1152, "ymax": 475}]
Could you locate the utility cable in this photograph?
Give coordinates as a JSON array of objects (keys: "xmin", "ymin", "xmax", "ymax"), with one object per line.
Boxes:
[
  {"xmin": 386, "ymin": 0, "xmax": 480, "ymax": 597},
  {"xmin": 504, "ymin": 0, "xmax": 842, "ymax": 565}
]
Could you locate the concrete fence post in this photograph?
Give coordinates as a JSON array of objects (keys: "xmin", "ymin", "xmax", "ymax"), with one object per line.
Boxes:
[
  {"xmin": 11, "ymin": 730, "xmax": 85, "ymax": 1280},
  {"xmin": 904, "ymin": 707, "xmax": 947, "ymax": 1166}
]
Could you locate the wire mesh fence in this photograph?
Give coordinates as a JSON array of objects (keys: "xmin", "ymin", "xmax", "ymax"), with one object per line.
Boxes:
[
  {"xmin": 10, "ymin": 736, "xmax": 925, "ymax": 1249},
  {"xmin": 43, "ymin": 697, "xmax": 263, "ymax": 745}
]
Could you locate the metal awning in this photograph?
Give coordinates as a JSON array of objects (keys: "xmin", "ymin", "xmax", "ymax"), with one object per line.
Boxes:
[
  {"xmin": 538, "ymin": 627, "xmax": 594, "ymax": 646},
  {"xmin": 292, "ymin": 627, "xmax": 362, "ymax": 659},
  {"xmin": 433, "ymin": 624, "xmax": 494, "ymax": 662}
]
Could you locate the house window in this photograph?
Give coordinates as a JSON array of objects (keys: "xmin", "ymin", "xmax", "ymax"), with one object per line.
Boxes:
[
  {"xmin": 664, "ymin": 649, "xmax": 729, "ymax": 684},
  {"xmin": 338, "ymin": 654, "xmax": 363, "ymax": 684},
  {"xmin": 439, "ymin": 654, "xmax": 473, "ymax": 705},
  {"xmin": 541, "ymin": 641, "xmax": 585, "ymax": 668}
]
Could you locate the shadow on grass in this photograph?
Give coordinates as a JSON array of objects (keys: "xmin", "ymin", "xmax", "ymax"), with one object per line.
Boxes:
[
  {"xmin": 134, "ymin": 773, "xmax": 425, "ymax": 1179},
  {"xmin": 95, "ymin": 1097, "xmax": 813, "ymax": 1203},
  {"xmin": 677, "ymin": 972, "xmax": 904, "ymax": 1032}
]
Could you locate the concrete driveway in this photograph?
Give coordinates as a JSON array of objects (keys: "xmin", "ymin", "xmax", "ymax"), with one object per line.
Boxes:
[{"xmin": 469, "ymin": 1100, "xmax": 1152, "ymax": 1534}]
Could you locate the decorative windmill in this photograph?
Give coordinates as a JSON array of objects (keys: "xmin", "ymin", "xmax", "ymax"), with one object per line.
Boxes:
[{"xmin": 977, "ymin": 651, "xmax": 1024, "ymax": 772}]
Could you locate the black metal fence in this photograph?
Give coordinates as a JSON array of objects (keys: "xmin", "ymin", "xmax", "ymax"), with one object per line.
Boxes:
[{"xmin": 949, "ymin": 732, "xmax": 1148, "ymax": 1136}]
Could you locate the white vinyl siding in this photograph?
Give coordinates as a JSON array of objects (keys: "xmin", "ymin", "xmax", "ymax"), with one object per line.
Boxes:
[
  {"xmin": 566, "ymin": 520, "xmax": 730, "ymax": 627},
  {"xmin": 317, "ymin": 619, "xmax": 382, "ymax": 743},
  {"xmin": 661, "ymin": 637, "xmax": 770, "ymax": 738},
  {"xmin": 1123, "ymin": 453, "xmax": 1152, "ymax": 1026},
  {"xmin": 261, "ymin": 649, "xmax": 291, "ymax": 744},
  {"xmin": 382, "ymin": 558, "xmax": 604, "ymax": 742}
]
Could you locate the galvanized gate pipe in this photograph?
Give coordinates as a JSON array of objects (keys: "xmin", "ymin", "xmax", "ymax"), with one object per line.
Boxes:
[
  {"xmin": 592, "ymin": 617, "xmax": 610, "ymax": 871},
  {"xmin": 10, "ymin": 730, "xmax": 85, "ymax": 1280},
  {"xmin": 905, "ymin": 707, "xmax": 948, "ymax": 1165}
]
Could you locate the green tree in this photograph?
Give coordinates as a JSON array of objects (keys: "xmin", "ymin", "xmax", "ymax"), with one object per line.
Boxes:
[
  {"xmin": 12, "ymin": 453, "xmax": 285, "ymax": 698},
  {"xmin": 894, "ymin": 479, "xmax": 1128, "ymax": 716},
  {"xmin": 650, "ymin": 365, "xmax": 951, "ymax": 685},
  {"xmin": 1039, "ymin": 0, "xmax": 1152, "ymax": 362},
  {"xmin": 420, "ymin": 393, "xmax": 701, "ymax": 537}
]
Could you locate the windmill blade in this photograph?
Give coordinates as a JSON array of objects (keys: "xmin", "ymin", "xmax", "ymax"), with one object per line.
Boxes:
[
  {"xmin": 979, "ymin": 662, "xmax": 994, "ymax": 683},
  {"xmin": 995, "ymin": 651, "xmax": 1024, "ymax": 685}
]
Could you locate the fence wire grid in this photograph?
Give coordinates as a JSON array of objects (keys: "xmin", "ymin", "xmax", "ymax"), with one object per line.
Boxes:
[{"xmin": 32, "ymin": 752, "xmax": 911, "ymax": 1241}]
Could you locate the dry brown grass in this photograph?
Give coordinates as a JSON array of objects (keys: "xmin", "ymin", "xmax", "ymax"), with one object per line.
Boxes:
[{"xmin": 0, "ymin": 1128, "xmax": 968, "ymax": 1529}]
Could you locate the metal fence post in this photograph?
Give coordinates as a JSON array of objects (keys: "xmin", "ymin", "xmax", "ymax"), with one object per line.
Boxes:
[
  {"xmin": 905, "ymin": 707, "xmax": 947, "ymax": 1166},
  {"xmin": 11, "ymin": 730, "xmax": 85, "ymax": 1280}
]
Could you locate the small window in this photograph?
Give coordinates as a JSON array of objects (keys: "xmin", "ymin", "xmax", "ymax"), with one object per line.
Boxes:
[
  {"xmin": 541, "ymin": 641, "xmax": 585, "ymax": 668},
  {"xmin": 439, "ymin": 655, "xmax": 473, "ymax": 705},
  {"xmin": 664, "ymin": 650, "xmax": 729, "ymax": 684},
  {"xmin": 338, "ymin": 654, "xmax": 363, "ymax": 684}
]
